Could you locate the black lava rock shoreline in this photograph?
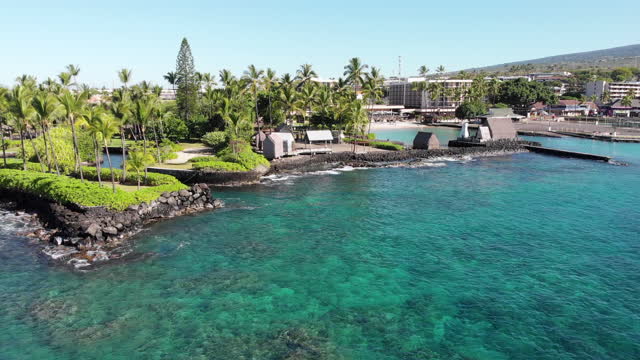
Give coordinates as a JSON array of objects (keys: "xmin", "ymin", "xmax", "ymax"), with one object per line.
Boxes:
[
  {"xmin": 1, "ymin": 184, "xmax": 222, "ymax": 269},
  {"xmin": 269, "ymin": 140, "xmax": 537, "ymax": 174}
]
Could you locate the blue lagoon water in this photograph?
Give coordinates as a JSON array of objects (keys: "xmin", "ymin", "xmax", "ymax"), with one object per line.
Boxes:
[
  {"xmin": 373, "ymin": 126, "xmax": 461, "ymax": 145},
  {"xmin": 1, "ymin": 137, "xmax": 639, "ymax": 359}
]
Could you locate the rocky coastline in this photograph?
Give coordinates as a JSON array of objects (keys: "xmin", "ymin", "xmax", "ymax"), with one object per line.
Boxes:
[
  {"xmin": 268, "ymin": 140, "xmax": 537, "ymax": 174},
  {"xmin": 1, "ymin": 184, "xmax": 222, "ymax": 269}
]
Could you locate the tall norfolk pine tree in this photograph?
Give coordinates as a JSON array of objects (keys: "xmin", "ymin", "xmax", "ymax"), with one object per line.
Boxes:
[{"xmin": 175, "ymin": 38, "xmax": 198, "ymax": 122}]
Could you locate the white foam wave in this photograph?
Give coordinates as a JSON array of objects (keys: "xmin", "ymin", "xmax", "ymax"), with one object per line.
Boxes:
[{"xmin": 422, "ymin": 162, "xmax": 447, "ymax": 167}]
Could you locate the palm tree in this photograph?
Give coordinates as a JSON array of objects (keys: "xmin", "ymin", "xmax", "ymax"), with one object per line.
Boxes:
[
  {"xmin": 0, "ymin": 87, "xmax": 10, "ymax": 167},
  {"xmin": 58, "ymin": 72, "xmax": 73, "ymax": 89},
  {"xmin": 164, "ymin": 71, "xmax": 177, "ymax": 93},
  {"xmin": 127, "ymin": 150, "xmax": 153, "ymax": 190},
  {"xmin": 278, "ymin": 85, "xmax": 300, "ymax": 126},
  {"xmin": 88, "ymin": 108, "xmax": 121, "ymax": 192},
  {"xmin": 57, "ymin": 89, "xmax": 87, "ymax": 179},
  {"xmin": 118, "ymin": 68, "xmax": 132, "ymax": 89},
  {"xmin": 435, "ymin": 65, "xmax": 446, "ymax": 78},
  {"xmin": 361, "ymin": 77, "xmax": 383, "ymax": 134},
  {"xmin": 280, "ymin": 73, "xmax": 295, "ymax": 88},
  {"xmin": 243, "ymin": 65, "xmax": 264, "ymax": 147},
  {"xmin": 346, "ymin": 101, "xmax": 368, "ymax": 153},
  {"xmin": 601, "ymin": 91, "xmax": 611, "ymax": 104},
  {"xmin": 219, "ymin": 69, "xmax": 235, "ymax": 87},
  {"xmin": 343, "ymin": 57, "xmax": 368, "ymax": 94},
  {"xmin": 32, "ymin": 92, "xmax": 62, "ymax": 174},
  {"xmin": 262, "ymin": 68, "xmax": 278, "ymax": 127},
  {"xmin": 299, "ymin": 84, "xmax": 316, "ymax": 125},
  {"xmin": 83, "ymin": 106, "xmax": 106, "ymax": 185},
  {"xmin": 296, "ymin": 64, "xmax": 317, "ymax": 88},
  {"xmin": 8, "ymin": 85, "xmax": 40, "ymax": 171},
  {"xmin": 487, "ymin": 78, "xmax": 501, "ymax": 104},
  {"xmin": 109, "ymin": 93, "xmax": 131, "ymax": 181},
  {"xmin": 621, "ymin": 90, "xmax": 634, "ymax": 112},
  {"xmin": 66, "ymin": 64, "xmax": 80, "ymax": 86},
  {"xmin": 418, "ymin": 66, "xmax": 430, "ymax": 77}
]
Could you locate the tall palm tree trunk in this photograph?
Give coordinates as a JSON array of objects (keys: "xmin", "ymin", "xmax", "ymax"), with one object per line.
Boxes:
[
  {"xmin": 151, "ymin": 125, "xmax": 161, "ymax": 164},
  {"xmin": 18, "ymin": 130, "xmax": 27, "ymax": 171},
  {"xmin": 142, "ymin": 129, "xmax": 148, "ymax": 183},
  {"xmin": 120, "ymin": 128, "xmax": 127, "ymax": 182},
  {"xmin": 1, "ymin": 128, "xmax": 7, "ymax": 167},
  {"xmin": 40, "ymin": 124, "xmax": 52, "ymax": 172},
  {"xmin": 268, "ymin": 92, "xmax": 273, "ymax": 128},
  {"xmin": 103, "ymin": 139, "xmax": 116, "ymax": 193},
  {"xmin": 69, "ymin": 117, "xmax": 84, "ymax": 180},
  {"xmin": 25, "ymin": 128, "xmax": 45, "ymax": 172},
  {"xmin": 46, "ymin": 126, "xmax": 61, "ymax": 175},
  {"xmin": 94, "ymin": 138, "xmax": 102, "ymax": 186}
]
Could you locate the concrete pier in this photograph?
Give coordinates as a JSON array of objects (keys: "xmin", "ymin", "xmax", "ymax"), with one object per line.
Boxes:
[{"xmin": 524, "ymin": 145, "xmax": 611, "ymax": 161}]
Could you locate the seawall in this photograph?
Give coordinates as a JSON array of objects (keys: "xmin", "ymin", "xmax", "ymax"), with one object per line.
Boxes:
[
  {"xmin": 269, "ymin": 140, "xmax": 535, "ymax": 174},
  {"xmin": 1, "ymin": 184, "xmax": 222, "ymax": 268}
]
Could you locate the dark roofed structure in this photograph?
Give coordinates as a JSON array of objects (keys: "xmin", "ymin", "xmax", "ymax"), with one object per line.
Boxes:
[
  {"xmin": 276, "ymin": 124, "xmax": 293, "ymax": 133},
  {"xmin": 412, "ymin": 132, "xmax": 440, "ymax": 150}
]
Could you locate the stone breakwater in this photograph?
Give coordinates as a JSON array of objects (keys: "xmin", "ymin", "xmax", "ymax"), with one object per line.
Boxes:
[
  {"xmin": 1, "ymin": 184, "xmax": 222, "ymax": 269},
  {"xmin": 269, "ymin": 140, "xmax": 537, "ymax": 174}
]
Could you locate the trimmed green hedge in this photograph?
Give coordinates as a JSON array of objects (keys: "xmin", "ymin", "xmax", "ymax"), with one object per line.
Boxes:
[
  {"xmin": 1, "ymin": 160, "xmax": 183, "ymax": 187},
  {"xmin": 192, "ymin": 161, "xmax": 247, "ymax": 172},
  {"xmin": 0, "ymin": 169, "xmax": 187, "ymax": 211},
  {"xmin": 343, "ymin": 138, "xmax": 404, "ymax": 151},
  {"xmin": 370, "ymin": 141, "xmax": 404, "ymax": 151},
  {"xmin": 188, "ymin": 156, "xmax": 219, "ymax": 163},
  {"xmin": 80, "ymin": 167, "xmax": 180, "ymax": 186}
]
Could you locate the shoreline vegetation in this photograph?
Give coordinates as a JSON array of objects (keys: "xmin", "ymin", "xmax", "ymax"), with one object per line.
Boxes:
[{"xmin": 1, "ymin": 38, "xmax": 632, "ymax": 269}]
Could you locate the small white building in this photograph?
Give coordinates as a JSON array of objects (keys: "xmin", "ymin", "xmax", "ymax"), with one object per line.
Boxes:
[{"xmin": 304, "ymin": 130, "xmax": 334, "ymax": 145}]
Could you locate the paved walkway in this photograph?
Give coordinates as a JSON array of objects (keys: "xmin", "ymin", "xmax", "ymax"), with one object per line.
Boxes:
[{"xmin": 165, "ymin": 148, "xmax": 213, "ymax": 164}]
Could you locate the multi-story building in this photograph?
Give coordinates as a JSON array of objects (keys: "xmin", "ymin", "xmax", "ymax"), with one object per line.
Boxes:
[
  {"xmin": 385, "ymin": 77, "xmax": 472, "ymax": 113},
  {"xmin": 586, "ymin": 81, "xmax": 640, "ymax": 101}
]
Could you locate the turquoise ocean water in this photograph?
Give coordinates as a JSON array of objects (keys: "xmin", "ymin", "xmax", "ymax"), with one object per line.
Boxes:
[{"xmin": 1, "ymin": 134, "xmax": 639, "ymax": 359}]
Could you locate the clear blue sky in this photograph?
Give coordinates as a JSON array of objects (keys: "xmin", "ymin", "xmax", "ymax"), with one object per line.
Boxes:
[{"xmin": 1, "ymin": 0, "xmax": 638, "ymax": 88}]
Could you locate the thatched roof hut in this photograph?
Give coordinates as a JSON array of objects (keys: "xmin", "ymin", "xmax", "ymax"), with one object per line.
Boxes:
[
  {"xmin": 413, "ymin": 132, "xmax": 440, "ymax": 150},
  {"xmin": 485, "ymin": 118, "xmax": 517, "ymax": 140}
]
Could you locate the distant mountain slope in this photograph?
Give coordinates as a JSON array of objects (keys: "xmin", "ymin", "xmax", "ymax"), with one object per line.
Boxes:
[{"xmin": 469, "ymin": 44, "xmax": 640, "ymax": 72}]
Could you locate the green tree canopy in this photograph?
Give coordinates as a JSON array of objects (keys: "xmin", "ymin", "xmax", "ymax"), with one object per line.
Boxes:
[
  {"xmin": 497, "ymin": 78, "xmax": 557, "ymax": 110},
  {"xmin": 175, "ymin": 38, "xmax": 198, "ymax": 122},
  {"xmin": 455, "ymin": 101, "xmax": 488, "ymax": 120}
]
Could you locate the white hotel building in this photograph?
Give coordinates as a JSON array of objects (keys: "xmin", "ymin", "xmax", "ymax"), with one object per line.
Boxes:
[
  {"xmin": 586, "ymin": 80, "xmax": 640, "ymax": 100},
  {"xmin": 385, "ymin": 77, "xmax": 472, "ymax": 113}
]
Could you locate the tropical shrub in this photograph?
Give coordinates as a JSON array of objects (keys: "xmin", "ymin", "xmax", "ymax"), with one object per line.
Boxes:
[
  {"xmin": 201, "ymin": 131, "xmax": 228, "ymax": 152},
  {"xmin": 154, "ymin": 139, "xmax": 180, "ymax": 163},
  {"xmin": 22, "ymin": 126, "xmax": 94, "ymax": 173},
  {"xmin": 192, "ymin": 161, "xmax": 247, "ymax": 172},
  {"xmin": 217, "ymin": 144, "xmax": 270, "ymax": 170},
  {"xmin": 0, "ymin": 169, "xmax": 186, "ymax": 211},
  {"xmin": 162, "ymin": 112, "xmax": 189, "ymax": 141},
  {"xmin": 1, "ymin": 139, "xmax": 19, "ymax": 151},
  {"xmin": 367, "ymin": 133, "xmax": 376, "ymax": 140}
]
